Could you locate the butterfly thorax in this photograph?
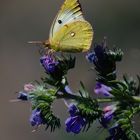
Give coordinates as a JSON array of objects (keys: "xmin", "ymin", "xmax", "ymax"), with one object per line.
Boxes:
[
  {"xmin": 43, "ymin": 40, "xmax": 57, "ymax": 51},
  {"xmin": 49, "ymin": 39, "xmax": 61, "ymax": 52}
]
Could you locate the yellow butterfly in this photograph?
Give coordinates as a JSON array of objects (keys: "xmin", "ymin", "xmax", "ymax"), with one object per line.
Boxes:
[{"xmin": 30, "ymin": 0, "xmax": 93, "ymax": 53}]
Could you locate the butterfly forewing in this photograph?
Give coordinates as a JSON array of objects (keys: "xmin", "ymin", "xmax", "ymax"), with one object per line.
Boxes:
[{"xmin": 49, "ymin": 0, "xmax": 84, "ymax": 39}]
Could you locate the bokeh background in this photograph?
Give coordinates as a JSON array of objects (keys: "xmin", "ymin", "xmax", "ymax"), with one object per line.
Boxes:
[{"xmin": 0, "ymin": 0, "xmax": 140, "ymax": 139}]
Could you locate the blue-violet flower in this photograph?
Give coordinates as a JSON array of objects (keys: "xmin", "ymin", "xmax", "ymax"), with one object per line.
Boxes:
[
  {"xmin": 30, "ymin": 108, "xmax": 43, "ymax": 127},
  {"xmin": 40, "ymin": 55, "xmax": 58, "ymax": 74},
  {"xmin": 65, "ymin": 104, "xmax": 86, "ymax": 134},
  {"xmin": 100, "ymin": 105, "xmax": 116, "ymax": 128},
  {"xmin": 86, "ymin": 52, "xmax": 97, "ymax": 63},
  {"xmin": 64, "ymin": 85, "xmax": 73, "ymax": 94},
  {"xmin": 94, "ymin": 82, "xmax": 112, "ymax": 96},
  {"xmin": 86, "ymin": 43, "xmax": 106, "ymax": 64},
  {"xmin": 17, "ymin": 92, "xmax": 28, "ymax": 101},
  {"xmin": 106, "ymin": 124, "xmax": 127, "ymax": 140}
]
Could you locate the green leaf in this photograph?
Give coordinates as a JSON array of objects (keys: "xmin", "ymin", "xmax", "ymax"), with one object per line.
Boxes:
[{"xmin": 79, "ymin": 81, "xmax": 89, "ymax": 98}]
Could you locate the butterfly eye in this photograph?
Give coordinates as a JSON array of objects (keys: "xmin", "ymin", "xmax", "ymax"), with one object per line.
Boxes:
[
  {"xmin": 70, "ymin": 32, "xmax": 75, "ymax": 37},
  {"xmin": 58, "ymin": 20, "xmax": 62, "ymax": 24}
]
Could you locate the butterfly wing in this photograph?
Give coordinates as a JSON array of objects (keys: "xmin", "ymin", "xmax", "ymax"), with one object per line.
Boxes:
[
  {"xmin": 49, "ymin": 0, "xmax": 84, "ymax": 39},
  {"xmin": 50, "ymin": 21, "xmax": 93, "ymax": 52}
]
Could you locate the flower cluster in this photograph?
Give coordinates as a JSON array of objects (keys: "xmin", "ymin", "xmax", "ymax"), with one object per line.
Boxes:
[
  {"xmin": 86, "ymin": 40, "xmax": 123, "ymax": 84},
  {"xmin": 15, "ymin": 40, "xmax": 140, "ymax": 140}
]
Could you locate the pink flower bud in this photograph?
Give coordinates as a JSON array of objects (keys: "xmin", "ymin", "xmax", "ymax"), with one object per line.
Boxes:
[{"xmin": 24, "ymin": 83, "xmax": 35, "ymax": 92}]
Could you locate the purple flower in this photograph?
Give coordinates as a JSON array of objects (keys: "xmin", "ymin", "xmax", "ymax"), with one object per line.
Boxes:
[
  {"xmin": 94, "ymin": 44, "xmax": 106, "ymax": 62},
  {"xmin": 86, "ymin": 41, "xmax": 117, "ymax": 77},
  {"xmin": 17, "ymin": 92, "xmax": 28, "ymax": 101},
  {"xmin": 65, "ymin": 104, "xmax": 86, "ymax": 134},
  {"xmin": 40, "ymin": 55, "xmax": 58, "ymax": 73},
  {"xmin": 106, "ymin": 124, "xmax": 127, "ymax": 140},
  {"xmin": 86, "ymin": 43, "xmax": 106, "ymax": 64},
  {"xmin": 86, "ymin": 52, "xmax": 97, "ymax": 63},
  {"xmin": 100, "ymin": 105, "xmax": 116, "ymax": 128},
  {"xmin": 109, "ymin": 124, "xmax": 120, "ymax": 135},
  {"xmin": 94, "ymin": 82, "xmax": 112, "ymax": 96},
  {"xmin": 30, "ymin": 108, "xmax": 43, "ymax": 127},
  {"xmin": 100, "ymin": 114, "xmax": 113, "ymax": 128},
  {"xmin": 68, "ymin": 104, "xmax": 78, "ymax": 116},
  {"xmin": 65, "ymin": 116, "xmax": 86, "ymax": 134},
  {"xmin": 64, "ymin": 85, "xmax": 73, "ymax": 94}
]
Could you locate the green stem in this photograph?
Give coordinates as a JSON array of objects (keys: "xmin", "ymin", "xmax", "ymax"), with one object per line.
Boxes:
[
  {"xmin": 56, "ymin": 93, "xmax": 140, "ymax": 104},
  {"xmin": 56, "ymin": 93, "xmax": 113, "ymax": 103},
  {"xmin": 57, "ymin": 81, "xmax": 140, "ymax": 104},
  {"xmin": 131, "ymin": 96, "xmax": 140, "ymax": 103}
]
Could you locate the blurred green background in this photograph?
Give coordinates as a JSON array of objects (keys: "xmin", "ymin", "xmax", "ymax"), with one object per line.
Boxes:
[{"xmin": 0, "ymin": 0, "xmax": 140, "ymax": 139}]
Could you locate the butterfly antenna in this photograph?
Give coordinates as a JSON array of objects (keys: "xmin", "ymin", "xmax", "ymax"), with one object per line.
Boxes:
[
  {"xmin": 28, "ymin": 40, "xmax": 50, "ymax": 47},
  {"xmin": 28, "ymin": 41, "xmax": 44, "ymax": 46},
  {"xmin": 28, "ymin": 40, "xmax": 51, "ymax": 55}
]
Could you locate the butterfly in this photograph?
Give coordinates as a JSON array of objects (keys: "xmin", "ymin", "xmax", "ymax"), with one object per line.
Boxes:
[{"xmin": 30, "ymin": 0, "xmax": 93, "ymax": 53}]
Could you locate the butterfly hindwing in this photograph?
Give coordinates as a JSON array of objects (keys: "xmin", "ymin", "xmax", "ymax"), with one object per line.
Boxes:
[{"xmin": 50, "ymin": 21, "xmax": 93, "ymax": 52}]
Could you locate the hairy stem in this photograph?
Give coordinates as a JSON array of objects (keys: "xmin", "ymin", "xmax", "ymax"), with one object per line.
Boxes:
[
  {"xmin": 56, "ymin": 93, "xmax": 113, "ymax": 103},
  {"xmin": 56, "ymin": 93, "xmax": 140, "ymax": 104}
]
